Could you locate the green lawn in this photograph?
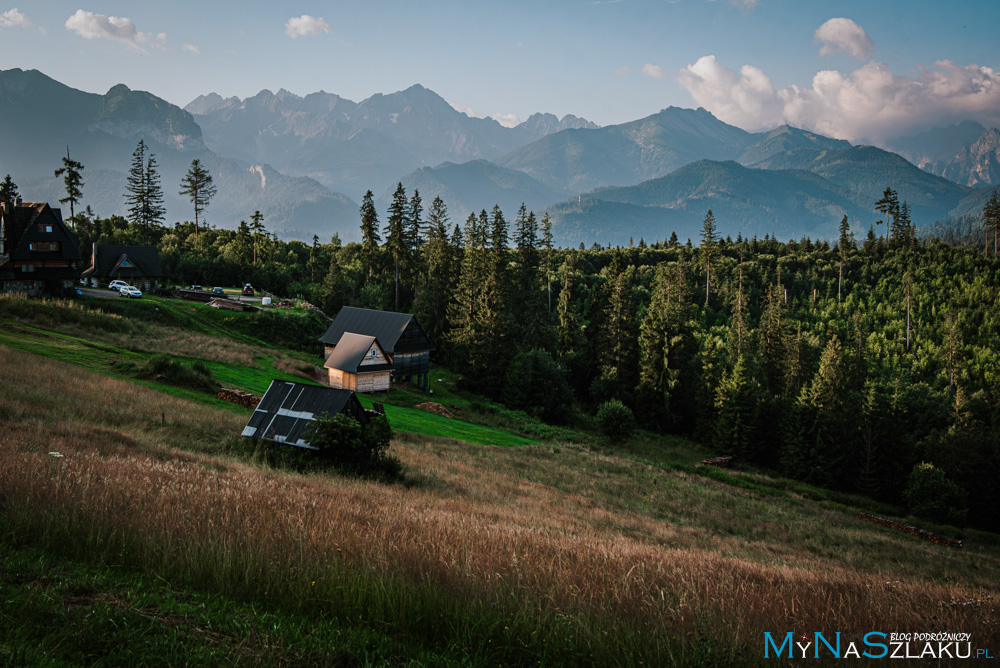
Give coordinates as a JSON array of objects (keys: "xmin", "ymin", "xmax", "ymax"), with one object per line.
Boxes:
[{"xmin": 0, "ymin": 308, "xmax": 539, "ymax": 448}]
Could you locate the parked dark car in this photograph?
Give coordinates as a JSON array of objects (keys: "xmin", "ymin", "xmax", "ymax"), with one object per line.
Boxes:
[
  {"xmin": 242, "ymin": 284, "xmax": 255, "ymax": 296},
  {"xmin": 212, "ymin": 287, "xmax": 225, "ymax": 295}
]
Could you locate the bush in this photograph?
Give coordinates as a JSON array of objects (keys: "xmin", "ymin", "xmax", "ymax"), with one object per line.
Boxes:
[
  {"xmin": 595, "ymin": 399, "xmax": 636, "ymax": 443},
  {"xmin": 306, "ymin": 413, "xmax": 401, "ymax": 479},
  {"xmin": 501, "ymin": 349, "xmax": 573, "ymax": 423},
  {"xmin": 133, "ymin": 354, "xmax": 217, "ymax": 393},
  {"xmin": 903, "ymin": 462, "xmax": 968, "ymax": 524}
]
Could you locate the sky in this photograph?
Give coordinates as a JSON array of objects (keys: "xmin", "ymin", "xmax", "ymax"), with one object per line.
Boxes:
[{"xmin": 1, "ymin": 1, "xmax": 998, "ymax": 144}]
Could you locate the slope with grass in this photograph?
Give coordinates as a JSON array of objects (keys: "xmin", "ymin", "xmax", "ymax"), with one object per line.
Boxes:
[{"xmin": 1, "ymin": 294, "xmax": 998, "ymax": 665}]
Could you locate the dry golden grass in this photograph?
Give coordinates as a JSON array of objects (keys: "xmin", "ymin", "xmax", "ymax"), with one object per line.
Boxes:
[{"xmin": 1, "ymin": 343, "xmax": 997, "ymax": 663}]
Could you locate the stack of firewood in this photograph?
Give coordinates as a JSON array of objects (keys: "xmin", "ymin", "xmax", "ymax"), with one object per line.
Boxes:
[
  {"xmin": 700, "ymin": 455, "xmax": 733, "ymax": 467},
  {"xmin": 857, "ymin": 513, "xmax": 963, "ymax": 548},
  {"xmin": 217, "ymin": 389, "xmax": 260, "ymax": 408}
]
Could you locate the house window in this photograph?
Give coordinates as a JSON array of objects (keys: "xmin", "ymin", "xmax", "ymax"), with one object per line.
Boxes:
[
  {"xmin": 38, "ymin": 224, "xmax": 53, "ymax": 233},
  {"xmin": 22, "ymin": 264, "xmax": 35, "ymax": 273},
  {"xmin": 371, "ymin": 348, "xmax": 377, "ymax": 357},
  {"xmin": 28, "ymin": 242, "xmax": 59, "ymax": 252}
]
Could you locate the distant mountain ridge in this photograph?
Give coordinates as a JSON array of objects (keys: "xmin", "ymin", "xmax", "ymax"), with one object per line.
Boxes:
[
  {"xmin": 185, "ymin": 85, "xmax": 597, "ymax": 200},
  {"xmin": 1, "ymin": 67, "xmax": 991, "ymax": 248}
]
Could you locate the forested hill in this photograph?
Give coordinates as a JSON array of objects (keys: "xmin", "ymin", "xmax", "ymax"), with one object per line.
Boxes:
[{"xmin": 81, "ymin": 196, "xmax": 1000, "ymax": 532}]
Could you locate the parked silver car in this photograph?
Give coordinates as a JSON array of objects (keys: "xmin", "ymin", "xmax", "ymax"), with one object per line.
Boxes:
[{"xmin": 119, "ymin": 285, "xmax": 142, "ymax": 299}]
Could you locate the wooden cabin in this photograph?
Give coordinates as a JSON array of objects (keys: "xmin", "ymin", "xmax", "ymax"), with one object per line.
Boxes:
[
  {"xmin": 81, "ymin": 243, "xmax": 164, "ymax": 291},
  {"xmin": 324, "ymin": 333, "xmax": 392, "ymax": 392},
  {"xmin": 319, "ymin": 306, "xmax": 435, "ymax": 391},
  {"xmin": 242, "ymin": 381, "xmax": 368, "ymax": 449},
  {"xmin": 0, "ymin": 200, "xmax": 81, "ymax": 295}
]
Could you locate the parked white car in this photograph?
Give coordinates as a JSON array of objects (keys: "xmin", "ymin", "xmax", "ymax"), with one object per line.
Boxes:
[
  {"xmin": 118, "ymin": 285, "xmax": 142, "ymax": 299},
  {"xmin": 108, "ymin": 279, "xmax": 129, "ymax": 291}
]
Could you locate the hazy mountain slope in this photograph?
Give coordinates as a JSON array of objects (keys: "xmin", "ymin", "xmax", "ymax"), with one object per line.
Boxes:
[
  {"xmin": 547, "ymin": 146, "xmax": 977, "ymax": 247},
  {"xmin": 887, "ymin": 121, "xmax": 1000, "ymax": 188},
  {"xmin": 739, "ymin": 125, "xmax": 852, "ymax": 168},
  {"xmin": 387, "ymin": 160, "xmax": 568, "ymax": 223},
  {"xmin": 0, "ymin": 69, "xmax": 358, "ymax": 242},
  {"xmin": 887, "ymin": 120, "xmax": 986, "ymax": 166},
  {"xmin": 804, "ymin": 146, "xmax": 972, "ymax": 224},
  {"xmin": 547, "ymin": 160, "xmax": 869, "ymax": 246},
  {"xmin": 933, "ymin": 128, "xmax": 1000, "ymax": 188},
  {"xmin": 495, "ymin": 107, "xmax": 752, "ymax": 193}
]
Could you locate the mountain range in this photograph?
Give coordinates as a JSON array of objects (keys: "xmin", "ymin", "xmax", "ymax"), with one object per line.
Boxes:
[{"xmin": 0, "ymin": 67, "xmax": 996, "ymax": 246}]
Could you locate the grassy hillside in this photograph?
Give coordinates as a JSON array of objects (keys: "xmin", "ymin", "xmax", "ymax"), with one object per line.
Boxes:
[{"xmin": 1, "ymin": 295, "xmax": 998, "ymax": 665}]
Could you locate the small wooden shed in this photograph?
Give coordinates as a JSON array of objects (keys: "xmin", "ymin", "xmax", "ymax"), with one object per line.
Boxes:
[
  {"xmin": 324, "ymin": 333, "xmax": 393, "ymax": 392},
  {"xmin": 241, "ymin": 381, "xmax": 367, "ymax": 449}
]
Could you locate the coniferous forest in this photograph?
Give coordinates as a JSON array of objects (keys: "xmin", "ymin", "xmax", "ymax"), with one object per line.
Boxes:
[{"xmin": 73, "ymin": 185, "xmax": 1000, "ymax": 532}]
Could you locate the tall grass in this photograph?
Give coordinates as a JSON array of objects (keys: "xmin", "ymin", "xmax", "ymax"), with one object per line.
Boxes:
[{"xmin": 1, "ymin": 344, "xmax": 997, "ymax": 664}]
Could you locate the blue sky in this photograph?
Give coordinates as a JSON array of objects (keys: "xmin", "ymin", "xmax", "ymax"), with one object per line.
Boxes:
[{"xmin": 1, "ymin": 1, "xmax": 997, "ymax": 142}]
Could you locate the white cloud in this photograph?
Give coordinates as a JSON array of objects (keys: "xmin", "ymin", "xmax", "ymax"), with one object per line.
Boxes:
[
  {"xmin": 449, "ymin": 102, "xmax": 520, "ymax": 127},
  {"xmin": 678, "ymin": 55, "xmax": 1000, "ymax": 143},
  {"xmin": 613, "ymin": 66, "xmax": 630, "ymax": 77},
  {"xmin": 814, "ymin": 17, "xmax": 875, "ymax": 59},
  {"xmin": 450, "ymin": 102, "xmax": 482, "ymax": 118},
  {"xmin": 182, "ymin": 43, "xmax": 199, "ymax": 55},
  {"xmin": 731, "ymin": 0, "xmax": 759, "ymax": 10},
  {"xmin": 0, "ymin": 8, "xmax": 31, "ymax": 28},
  {"xmin": 65, "ymin": 10, "xmax": 165, "ymax": 51},
  {"xmin": 284, "ymin": 15, "xmax": 333, "ymax": 39},
  {"xmin": 642, "ymin": 63, "xmax": 667, "ymax": 79},
  {"xmin": 677, "ymin": 55, "xmax": 785, "ymax": 130},
  {"xmin": 491, "ymin": 113, "xmax": 521, "ymax": 128}
]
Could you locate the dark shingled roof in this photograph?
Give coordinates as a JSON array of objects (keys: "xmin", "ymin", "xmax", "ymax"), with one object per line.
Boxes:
[
  {"xmin": 242, "ymin": 381, "xmax": 363, "ymax": 449},
  {"xmin": 1, "ymin": 201, "xmax": 81, "ymax": 262},
  {"xmin": 319, "ymin": 306, "xmax": 434, "ymax": 354},
  {"xmin": 323, "ymin": 333, "xmax": 393, "ymax": 373},
  {"xmin": 81, "ymin": 244, "xmax": 163, "ymax": 279}
]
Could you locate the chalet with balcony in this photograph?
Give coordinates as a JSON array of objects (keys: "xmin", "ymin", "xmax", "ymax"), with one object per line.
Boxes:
[
  {"xmin": 319, "ymin": 306, "xmax": 435, "ymax": 392},
  {"xmin": 0, "ymin": 200, "xmax": 81, "ymax": 295}
]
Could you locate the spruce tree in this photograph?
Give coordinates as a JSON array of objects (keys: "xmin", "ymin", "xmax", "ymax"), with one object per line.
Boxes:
[
  {"xmin": 556, "ymin": 251, "xmax": 581, "ymax": 358},
  {"xmin": 539, "ymin": 211, "xmax": 554, "ymax": 311},
  {"xmin": 513, "ymin": 204, "xmax": 549, "ymax": 351},
  {"xmin": 179, "ymin": 158, "xmax": 217, "ymax": 239},
  {"xmin": 447, "ymin": 212, "xmax": 488, "ymax": 371},
  {"xmin": 124, "ymin": 139, "xmax": 165, "ymax": 242},
  {"xmin": 0, "ymin": 174, "xmax": 19, "ymax": 208},
  {"xmin": 408, "ymin": 188, "xmax": 424, "ymax": 252},
  {"xmin": 637, "ymin": 263, "xmax": 691, "ymax": 428},
  {"xmin": 714, "ymin": 355, "xmax": 760, "ymax": 461},
  {"xmin": 413, "ymin": 196, "xmax": 455, "ymax": 344},
  {"xmin": 700, "ymin": 209, "xmax": 718, "ymax": 305},
  {"xmin": 359, "ymin": 190, "xmax": 380, "ymax": 284},
  {"xmin": 308, "ymin": 235, "xmax": 322, "ymax": 283},
  {"xmin": 54, "ymin": 146, "xmax": 84, "ymax": 224},
  {"xmin": 320, "ymin": 251, "xmax": 347, "ymax": 316},
  {"xmin": 874, "ymin": 187, "xmax": 899, "ymax": 245},
  {"xmin": 384, "ymin": 183, "xmax": 409, "ymax": 310},
  {"xmin": 249, "ymin": 210, "xmax": 266, "ymax": 266},
  {"xmin": 983, "ymin": 189, "xmax": 1000, "ymax": 257}
]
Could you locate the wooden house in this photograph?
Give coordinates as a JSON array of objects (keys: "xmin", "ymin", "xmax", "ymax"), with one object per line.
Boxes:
[
  {"xmin": 0, "ymin": 200, "xmax": 81, "ymax": 295},
  {"xmin": 81, "ymin": 243, "xmax": 164, "ymax": 290},
  {"xmin": 319, "ymin": 306, "xmax": 435, "ymax": 391},
  {"xmin": 242, "ymin": 380, "xmax": 368, "ymax": 449},
  {"xmin": 324, "ymin": 333, "xmax": 393, "ymax": 392}
]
